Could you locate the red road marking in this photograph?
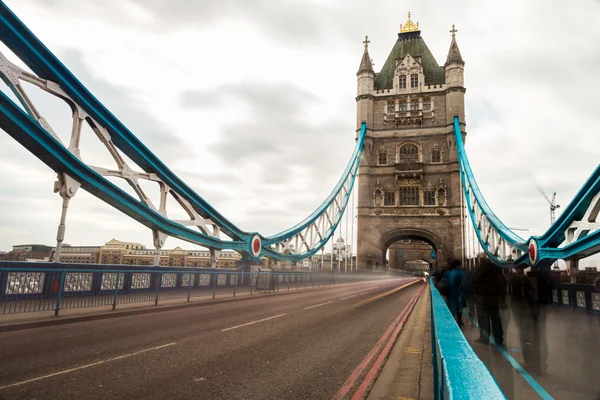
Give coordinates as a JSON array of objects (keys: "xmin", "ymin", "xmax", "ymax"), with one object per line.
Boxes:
[
  {"xmin": 333, "ymin": 283, "xmax": 424, "ymax": 400},
  {"xmin": 351, "ymin": 284, "xmax": 425, "ymax": 400}
]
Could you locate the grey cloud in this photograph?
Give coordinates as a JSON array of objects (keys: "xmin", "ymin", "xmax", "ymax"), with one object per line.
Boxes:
[{"xmin": 56, "ymin": 50, "xmax": 193, "ymax": 165}]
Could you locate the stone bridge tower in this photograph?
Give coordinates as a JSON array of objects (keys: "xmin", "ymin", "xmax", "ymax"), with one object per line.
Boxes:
[{"xmin": 356, "ymin": 13, "xmax": 466, "ymax": 271}]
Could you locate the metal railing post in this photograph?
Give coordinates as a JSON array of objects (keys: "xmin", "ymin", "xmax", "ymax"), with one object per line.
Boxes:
[
  {"xmin": 54, "ymin": 270, "xmax": 66, "ymax": 316},
  {"xmin": 187, "ymin": 273, "xmax": 192, "ymax": 302},
  {"xmin": 212, "ymin": 272, "xmax": 217, "ymax": 299},
  {"xmin": 112, "ymin": 272, "xmax": 120, "ymax": 310},
  {"xmin": 233, "ymin": 272, "xmax": 236, "ymax": 298},
  {"xmin": 155, "ymin": 272, "xmax": 161, "ymax": 306}
]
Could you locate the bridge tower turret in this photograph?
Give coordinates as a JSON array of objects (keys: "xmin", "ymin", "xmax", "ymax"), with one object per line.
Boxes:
[
  {"xmin": 356, "ymin": 35, "xmax": 375, "ymax": 133},
  {"xmin": 444, "ymin": 24, "xmax": 465, "ymax": 125},
  {"xmin": 356, "ymin": 35, "xmax": 375, "ymax": 218}
]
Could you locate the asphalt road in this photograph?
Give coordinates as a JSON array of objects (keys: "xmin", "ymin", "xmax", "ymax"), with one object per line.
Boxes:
[{"xmin": 0, "ymin": 277, "xmax": 424, "ymax": 400}]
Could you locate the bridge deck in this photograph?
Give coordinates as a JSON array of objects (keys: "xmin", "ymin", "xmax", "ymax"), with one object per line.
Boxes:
[{"xmin": 463, "ymin": 299, "xmax": 599, "ymax": 400}]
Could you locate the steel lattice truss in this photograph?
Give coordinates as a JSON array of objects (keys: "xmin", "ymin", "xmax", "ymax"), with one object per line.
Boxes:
[
  {"xmin": 0, "ymin": 3, "xmax": 365, "ymax": 263},
  {"xmin": 454, "ymin": 117, "xmax": 600, "ymax": 267}
]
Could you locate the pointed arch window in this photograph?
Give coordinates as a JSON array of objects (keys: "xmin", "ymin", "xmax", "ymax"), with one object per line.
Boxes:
[
  {"xmin": 378, "ymin": 151, "xmax": 388, "ymax": 165},
  {"xmin": 410, "ymin": 74, "xmax": 419, "ymax": 88},
  {"xmin": 399, "ymin": 143, "xmax": 419, "ymax": 163},
  {"xmin": 399, "ymin": 75, "xmax": 407, "ymax": 89}
]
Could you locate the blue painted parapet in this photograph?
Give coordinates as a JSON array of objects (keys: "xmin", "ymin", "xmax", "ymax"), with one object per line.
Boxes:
[{"xmin": 429, "ymin": 280, "xmax": 506, "ymax": 399}]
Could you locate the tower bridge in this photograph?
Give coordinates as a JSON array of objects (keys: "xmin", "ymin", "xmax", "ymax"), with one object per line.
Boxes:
[{"xmin": 0, "ymin": 5, "xmax": 599, "ymax": 400}]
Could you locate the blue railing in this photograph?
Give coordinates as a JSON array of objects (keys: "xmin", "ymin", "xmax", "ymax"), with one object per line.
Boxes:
[
  {"xmin": 429, "ymin": 280, "xmax": 506, "ymax": 399},
  {"xmin": 0, "ymin": 262, "xmax": 391, "ymax": 316}
]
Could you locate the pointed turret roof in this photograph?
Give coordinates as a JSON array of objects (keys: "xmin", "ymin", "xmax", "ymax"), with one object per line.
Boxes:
[
  {"xmin": 357, "ymin": 35, "xmax": 374, "ymax": 74},
  {"xmin": 445, "ymin": 25, "xmax": 464, "ymax": 66}
]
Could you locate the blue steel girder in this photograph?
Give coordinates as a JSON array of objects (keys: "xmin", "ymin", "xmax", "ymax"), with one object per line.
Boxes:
[
  {"xmin": 454, "ymin": 116, "xmax": 600, "ymax": 267},
  {"xmin": 0, "ymin": 2, "xmax": 365, "ymax": 261}
]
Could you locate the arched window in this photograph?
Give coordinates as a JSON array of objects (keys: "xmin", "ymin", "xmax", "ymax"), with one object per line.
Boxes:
[
  {"xmin": 378, "ymin": 151, "xmax": 388, "ymax": 165},
  {"xmin": 410, "ymin": 74, "xmax": 419, "ymax": 88},
  {"xmin": 398, "ymin": 100, "xmax": 407, "ymax": 112},
  {"xmin": 399, "ymin": 75, "xmax": 407, "ymax": 89},
  {"xmin": 399, "ymin": 143, "xmax": 419, "ymax": 163}
]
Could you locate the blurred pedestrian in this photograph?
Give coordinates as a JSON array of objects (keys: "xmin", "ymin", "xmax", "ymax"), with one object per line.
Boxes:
[
  {"xmin": 445, "ymin": 259, "xmax": 467, "ymax": 327},
  {"xmin": 472, "ymin": 259, "xmax": 507, "ymax": 346}
]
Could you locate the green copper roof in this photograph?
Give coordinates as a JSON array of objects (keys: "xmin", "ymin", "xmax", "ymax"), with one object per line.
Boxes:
[{"xmin": 374, "ymin": 31, "xmax": 445, "ymax": 90}]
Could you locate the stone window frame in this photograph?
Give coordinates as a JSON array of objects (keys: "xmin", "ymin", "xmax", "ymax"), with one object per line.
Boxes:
[
  {"xmin": 423, "ymin": 97, "xmax": 432, "ymax": 111},
  {"xmin": 377, "ymin": 145, "xmax": 390, "ymax": 166},
  {"xmin": 431, "ymin": 142, "xmax": 443, "ymax": 164},
  {"xmin": 397, "ymin": 142, "xmax": 421, "ymax": 164},
  {"xmin": 398, "ymin": 100, "xmax": 407, "ymax": 112},
  {"xmin": 383, "ymin": 191, "xmax": 395, "ymax": 206},
  {"xmin": 410, "ymin": 98, "xmax": 419, "ymax": 111},
  {"xmin": 386, "ymin": 102, "xmax": 395, "ymax": 114},
  {"xmin": 423, "ymin": 190, "xmax": 436, "ymax": 206},
  {"xmin": 398, "ymin": 185, "xmax": 420, "ymax": 206},
  {"xmin": 410, "ymin": 74, "xmax": 419, "ymax": 88},
  {"xmin": 399, "ymin": 74, "xmax": 407, "ymax": 89}
]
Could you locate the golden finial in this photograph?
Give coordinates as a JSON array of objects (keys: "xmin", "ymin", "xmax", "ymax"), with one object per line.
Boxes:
[
  {"xmin": 400, "ymin": 11, "xmax": 419, "ymax": 33},
  {"xmin": 363, "ymin": 35, "xmax": 370, "ymax": 48}
]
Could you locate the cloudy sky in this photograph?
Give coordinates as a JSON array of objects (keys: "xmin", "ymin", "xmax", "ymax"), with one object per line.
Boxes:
[{"xmin": 0, "ymin": 0, "xmax": 599, "ymax": 267}]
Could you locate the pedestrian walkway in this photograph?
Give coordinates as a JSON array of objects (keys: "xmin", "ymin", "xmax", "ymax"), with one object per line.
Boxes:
[
  {"xmin": 462, "ymin": 299, "xmax": 600, "ymax": 400},
  {"xmin": 368, "ymin": 286, "xmax": 433, "ymax": 400}
]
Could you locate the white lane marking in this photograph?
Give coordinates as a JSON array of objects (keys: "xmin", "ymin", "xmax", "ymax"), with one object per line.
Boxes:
[
  {"xmin": 340, "ymin": 295, "xmax": 357, "ymax": 300},
  {"xmin": 303, "ymin": 301, "xmax": 333, "ymax": 310},
  {"xmin": 0, "ymin": 342, "xmax": 176, "ymax": 390},
  {"xmin": 221, "ymin": 313, "xmax": 287, "ymax": 332},
  {"xmin": 358, "ymin": 290, "xmax": 373, "ymax": 295}
]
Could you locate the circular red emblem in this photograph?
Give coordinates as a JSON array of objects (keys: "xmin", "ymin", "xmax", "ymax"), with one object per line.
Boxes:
[
  {"xmin": 253, "ymin": 238, "xmax": 260, "ymax": 254},
  {"xmin": 528, "ymin": 239, "xmax": 538, "ymax": 265},
  {"xmin": 250, "ymin": 234, "xmax": 261, "ymax": 257},
  {"xmin": 528, "ymin": 243, "xmax": 535, "ymax": 260}
]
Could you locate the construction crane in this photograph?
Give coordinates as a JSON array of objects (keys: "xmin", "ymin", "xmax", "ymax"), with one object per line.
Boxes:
[
  {"xmin": 536, "ymin": 187, "xmax": 560, "ymax": 225},
  {"xmin": 535, "ymin": 185, "xmax": 560, "ymax": 269}
]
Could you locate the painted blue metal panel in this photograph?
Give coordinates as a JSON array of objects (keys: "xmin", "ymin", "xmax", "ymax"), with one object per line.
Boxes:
[{"xmin": 429, "ymin": 280, "xmax": 506, "ymax": 399}]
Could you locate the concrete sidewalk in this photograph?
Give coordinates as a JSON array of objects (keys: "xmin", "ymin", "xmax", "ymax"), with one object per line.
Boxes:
[{"xmin": 368, "ymin": 285, "xmax": 434, "ymax": 400}]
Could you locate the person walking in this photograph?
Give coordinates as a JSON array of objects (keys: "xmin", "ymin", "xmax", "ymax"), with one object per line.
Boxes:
[
  {"xmin": 472, "ymin": 259, "xmax": 507, "ymax": 346},
  {"xmin": 445, "ymin": 259, "xmax": 467, "ymax": 328}
]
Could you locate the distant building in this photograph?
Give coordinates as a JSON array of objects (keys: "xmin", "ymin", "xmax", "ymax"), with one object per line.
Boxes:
[{"xmin": 7, "ymin": 244, "xmax": 53, "ymax": 261}]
